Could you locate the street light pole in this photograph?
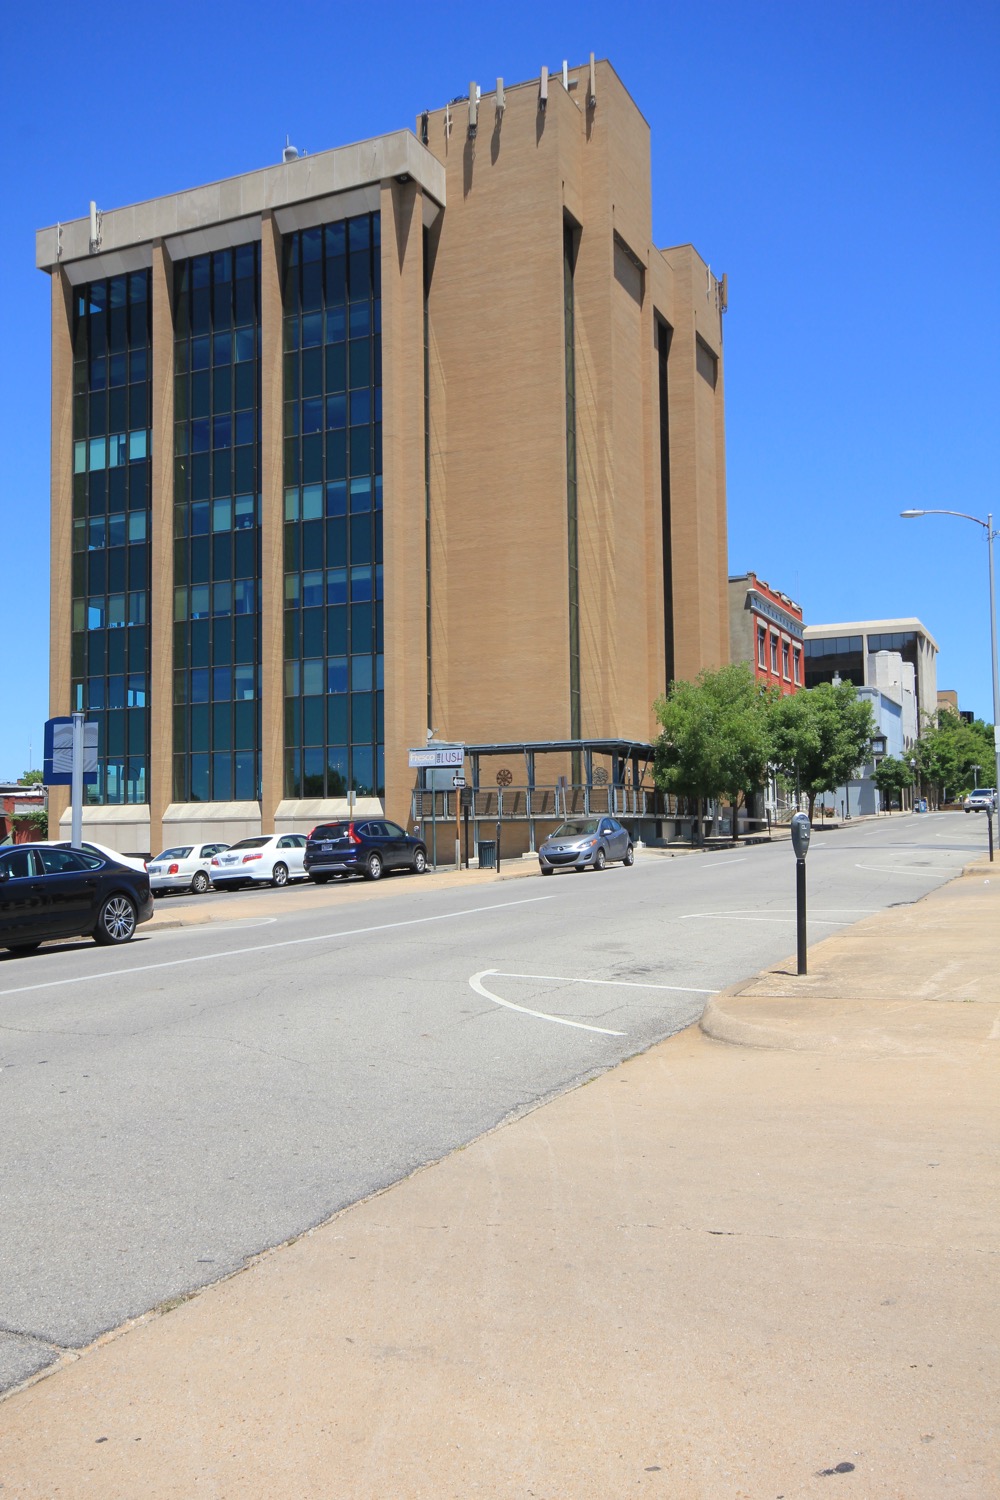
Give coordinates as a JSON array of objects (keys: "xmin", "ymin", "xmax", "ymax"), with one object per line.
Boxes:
[{"xmin": 900, "ymin": 508, "xmax": 1000, "ymax": 798}]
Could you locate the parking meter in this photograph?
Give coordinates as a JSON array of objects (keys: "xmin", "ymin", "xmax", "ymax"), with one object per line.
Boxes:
[
  {"xmin": 790, "ymin": 812, "xmax": 811, "ymax": 861},
  {"xmin": 790, "ymin": 813, "xmax": 810, "ymax": 973}
]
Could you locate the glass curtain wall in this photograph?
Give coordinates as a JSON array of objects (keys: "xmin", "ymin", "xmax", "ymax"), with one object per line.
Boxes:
[
  {"xmin": 803, "ymin": 635, "xmax": 864, "ymax": 689},
  {"xmin": 282, "ymin": 213, "xmax": 384, "ymax": 800},
  {"xmin": 70, "ymin": 272, "xmax": 152, "ymax": 804},
  {"xmin": 172, "ymin": 245, "xmax": 262, "ymax": 803}
]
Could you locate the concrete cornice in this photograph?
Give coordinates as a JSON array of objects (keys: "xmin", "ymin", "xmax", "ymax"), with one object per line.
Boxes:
[
  {"xmin": 37, "ymin": 130, "xmax": 446, "ymax": 274},
  {"xmin": 805, "ymin": 619, "xmax": 939, "ymax": 653}
]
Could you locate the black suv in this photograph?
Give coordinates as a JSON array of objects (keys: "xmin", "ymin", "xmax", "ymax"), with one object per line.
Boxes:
[{"xmin": 304, "ymin": 820, "xmax": 428, "ymax": 883}]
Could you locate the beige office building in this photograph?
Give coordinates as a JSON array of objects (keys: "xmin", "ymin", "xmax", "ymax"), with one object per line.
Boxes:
[{"xmin": 37, "ymin": 59, "xmax": 729, "ymax": 854}]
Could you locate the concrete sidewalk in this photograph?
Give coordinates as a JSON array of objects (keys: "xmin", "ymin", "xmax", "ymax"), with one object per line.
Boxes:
[{"xmin": 1, "ymin": 870, "xmax": 997, "ymax": 1498}]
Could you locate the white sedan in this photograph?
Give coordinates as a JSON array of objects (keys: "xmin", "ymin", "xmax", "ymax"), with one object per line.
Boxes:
[
  {"xmin": 148, "ymin": 842, "xmax": 230, "ymax": 895},
  {"xmin": 49, "ymin": 840, "xmax": 148, "ymax": 874},
  {"xmin": 210, "ymin": 834, "xmax": 308, "ymax": 889}
]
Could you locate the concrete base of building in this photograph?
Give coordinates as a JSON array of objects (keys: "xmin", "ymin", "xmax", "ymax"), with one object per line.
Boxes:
[
  {"xmin": 274, "ymin": 798, "xmax": 385, "ymax": 836},
  {"xmin": 56, "ymin": 804, "xmax": 151, "ymax": 860}
]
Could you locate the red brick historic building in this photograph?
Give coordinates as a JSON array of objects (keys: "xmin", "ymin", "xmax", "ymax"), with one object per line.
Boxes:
[{"xmin": 728, "ymin": 573, "xmax": 804, "ymax": 696}]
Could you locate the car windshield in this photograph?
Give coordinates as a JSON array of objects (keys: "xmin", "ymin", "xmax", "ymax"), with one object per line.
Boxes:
[
  {"xmin": 229, "ymin": 837, "xmax": 271, "ymax": 850},
  {"xmin": 552, "ymin": 820, "xmax": 600, "ymax": 837},
  {"xmin": 157, "ymin": 847, "xmax": 193, "ymax": 860}
]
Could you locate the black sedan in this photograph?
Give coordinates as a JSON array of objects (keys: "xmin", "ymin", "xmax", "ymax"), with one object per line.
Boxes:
[
  {"xmin": 304, "ymin": 820, "xmax": 428, "ymax": 883},
  {"xmin": 0, "ymin": 843, "xmax": 154, "ymax": 955}
]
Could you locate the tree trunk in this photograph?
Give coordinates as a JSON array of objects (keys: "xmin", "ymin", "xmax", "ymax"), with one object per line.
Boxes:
[
  {"xmin": 807, "ymin": 790, "xmax": 817, "ymax": 822},
  {"xmin": 732, "ymin": 791, "xmax": 740, "ymax": 842}
]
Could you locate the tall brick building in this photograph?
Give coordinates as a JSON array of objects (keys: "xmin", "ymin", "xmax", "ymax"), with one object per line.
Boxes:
[{"xmin": 37, "ymin": 58, "xmax": 728, "ymax": 852}]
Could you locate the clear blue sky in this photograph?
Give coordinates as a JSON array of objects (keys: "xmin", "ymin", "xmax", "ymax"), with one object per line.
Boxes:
[{"xmin": 1, "ymin": 0, "xmax": 996, "ymax": 777}]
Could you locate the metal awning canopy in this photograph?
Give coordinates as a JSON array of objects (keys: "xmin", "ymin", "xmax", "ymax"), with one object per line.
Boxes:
[{"xmin": 463, "ymin": 739, "xmax": 656, "ymax": 759}]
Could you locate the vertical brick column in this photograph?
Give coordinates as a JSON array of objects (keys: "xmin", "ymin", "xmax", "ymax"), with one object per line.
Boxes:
[
  {"xmin": 380, "ymin": 178, "xmax": 429, "ymax": 826},
  {"xmin": 259, "ymin": 211, "xmax": 284, "ymax": 827},
  {"xmin": 149, "ymin": 241, "xmax": 175, "ymax": 854},
  {"xmin": 48, "ymin": 268, "xmax": 74, "ymax": 836}
]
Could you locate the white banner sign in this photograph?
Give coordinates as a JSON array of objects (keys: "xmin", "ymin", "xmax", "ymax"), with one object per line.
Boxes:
[{"xmin": 408, "ymin": 746, "xmax": 465, "ymax": 769}]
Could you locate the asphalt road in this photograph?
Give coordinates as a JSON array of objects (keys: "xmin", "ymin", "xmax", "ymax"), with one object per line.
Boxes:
[{"xmin": 0, "ymin": 812, "xmax": 984, "ymax": 1391}]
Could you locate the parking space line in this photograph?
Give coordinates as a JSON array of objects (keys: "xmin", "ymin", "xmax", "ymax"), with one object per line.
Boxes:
[
  {"xmin": 493, "ymin": 970, "xmax": 717, "ymax": 995},
  {"xmin": 469, "ymin": 971, "xmax": 627, "ymax": 1035},
  {"xmin": 854, "ymin": 863, "xmax": 960, "ymax": 876},
  {"xmin": 468, "ymin": 969, "xmax": 718, "ymax": 1037},
  {"xmin": 680, "ymin": 909, "xmax": 876, "ymax": 923}
]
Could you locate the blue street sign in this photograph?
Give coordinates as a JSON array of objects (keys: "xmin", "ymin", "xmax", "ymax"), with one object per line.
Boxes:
[{"xmin": 43, "ymin": 717, "xmax": 99, "ymax": 786}]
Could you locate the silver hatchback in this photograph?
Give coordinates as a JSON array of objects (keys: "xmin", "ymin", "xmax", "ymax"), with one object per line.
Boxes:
[{"xmin": 538, "ymin": 817, "xmax": 634, "ymax": 875}]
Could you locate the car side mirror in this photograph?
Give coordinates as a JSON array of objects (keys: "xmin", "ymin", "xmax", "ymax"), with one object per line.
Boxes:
[{"xmin": 0, "ymin": 869, "xmax": 7, "ymax": 882}]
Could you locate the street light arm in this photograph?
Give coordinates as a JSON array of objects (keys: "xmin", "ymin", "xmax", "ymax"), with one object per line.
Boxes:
[
  {"xmin": 898, "ymin": 504, "xmax": 1000, "ymax": 809},
  {"xmin": 900, "ymin": 507, "xmax": 991, "ymax": 532}
]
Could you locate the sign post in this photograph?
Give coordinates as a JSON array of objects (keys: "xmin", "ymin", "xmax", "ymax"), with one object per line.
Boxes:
[
  {"xmin": 71, "ymin": 712, "xmax": 85, "ymax": 848},
  {"xmin": 43, "ymin": 715, "xmax": 98, "ymax": 847},
  {"xmin": 790, "ymin": 812, "xmax": 811, "ymax": 975},
  {"xmin": 409, "ymin": 745, "xmax": 465, "ymax": 873},
  {"xmin": 461, "ymin": 786, "xmax": 473, "ymax": 868},
  {"xmin": 452, "ymin": 774, "xmax": 466, "ymax": 870}
]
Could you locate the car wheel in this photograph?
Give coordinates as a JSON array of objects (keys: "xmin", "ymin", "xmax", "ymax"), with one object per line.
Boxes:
[
  {"xmin": 412, "ymin": 848, "xmax": 427, "ymax": 874},
  {"xmin": 541, "ymin": 866, "xmax": 554, "ymax": 876},
  {"xmin": 594, "ymin": 847, "xmax": 607, "ymax": 871},
  {"xmin": 623, "ymin": 844, "xmax": 634, "ymax": 867},
  {"xmin": 364, "ymin": 853, "xmax": 383, "ymax": 881},
  {"xmin": 312, "ymin": 873, "xmax": 331, "ymax": 885},
  {"xmin": 271, "ymin": 862, "xmax": 289, "ymax": 888},
  {"xmin": 190, "ymin": 870, "xmax": 210, "ymax": 894},
  {"xmin": 5, "ymin": 943, "xmax": 41, "ymax": 955},
  {"xmin": 94, "ymin": 894, "xmax": 137, "ymax": 946}
]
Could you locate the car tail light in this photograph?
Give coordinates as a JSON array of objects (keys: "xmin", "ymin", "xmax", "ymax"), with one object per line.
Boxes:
[
  {"xmin": 242, "ymin": 852, "xmax": 263, "ymax": 863},
  {"xmin": 211, "ymin": 857, "xmax": 220, "ymax": 866},
  {"xmin": 168, "ymin": 863, "xmax": 180, "ymax": 875},
  {"xmin": 348, "ymin": 823, "xmax": 361, "ymax": 845}
]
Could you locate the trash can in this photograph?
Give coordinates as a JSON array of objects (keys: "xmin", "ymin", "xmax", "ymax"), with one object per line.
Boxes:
[
  {"xmin": 477, "ymin": 840, "xmax": 497, "ymax": 870},
  {"xmin": 919, "ymin": 798, "xmax": 928, "ymax": 813}
]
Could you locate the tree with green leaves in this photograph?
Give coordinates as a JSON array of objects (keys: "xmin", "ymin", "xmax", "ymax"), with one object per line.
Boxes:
[
  {"xmin": 915, "ymin": 709, "xmax": 994, "ymax": 803},
  {"xmin": 653, "ymin": 662, "xmax": 775, "ymax": 841},
  {"xmin": 18, "ymin": 770, "xmax": 43, "ymax": 785},
  {"xmin": 768, "ymin": 679, "xmax": 875, "ymax": 822},
  {"xmin": 872, "ymin": 754, "xmax": 915, "ymax": 813}
]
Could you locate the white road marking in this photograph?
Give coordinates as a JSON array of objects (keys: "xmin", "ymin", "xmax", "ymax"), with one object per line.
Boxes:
[
  {"xmin": 679, "ymin": 908, "xmax": 877, "ymax": 924},
  {"xmin": 854, "ymin": 863, "xmax": 960, "ymax": 876},
  {"xmin": 469, "ymin": 971, "xmax": 627, "ymax": 1035},
  {"xmin": 179, "ymin": 917, "xmax": 279, "ymax": 931},
  {"xmin": 489, "ymin": 970, "xmax": 718, "ymax": 995},
  {"xmin": 0, "ymin": 895, "xmax": 558, "ymax": 1000}
]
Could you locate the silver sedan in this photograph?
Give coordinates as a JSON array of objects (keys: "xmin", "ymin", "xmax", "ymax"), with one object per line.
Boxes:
[{"xmin": 538, "ymin": 817, "xmax": 634, "ymax": 875}]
